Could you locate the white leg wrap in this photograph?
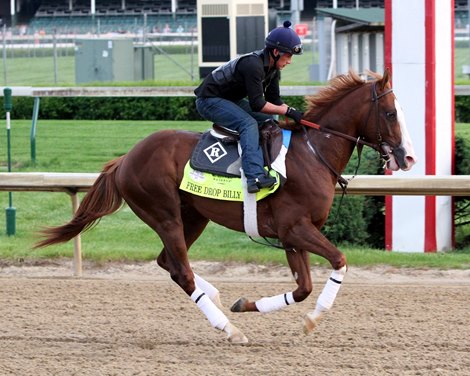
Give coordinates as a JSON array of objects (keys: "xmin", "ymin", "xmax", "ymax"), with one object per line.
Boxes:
[
  {"xmin": 191, "ymin": 287, "xmax": 228, "ymax": 330},
  {"xmin": 255, "ymin": 292, "xmax": 295, "ymax": 313},
  {"xmin": 194, "ymin": 274, "xmax": 219, "ymax": 300},
  {"xmin": 315, "ymin": 266, "xmax": 347, "ymax": 312}
]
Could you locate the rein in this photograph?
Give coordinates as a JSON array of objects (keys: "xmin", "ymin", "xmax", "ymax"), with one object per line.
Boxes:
[{"xmin": 299, "ymin": 119, "xmax": 378, "ymax": 150}]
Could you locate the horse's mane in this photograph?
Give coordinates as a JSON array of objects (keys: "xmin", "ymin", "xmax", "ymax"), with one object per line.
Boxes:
[{"xmin": 304, "ymin": 70, "xmax": 382, "ymax": 118}]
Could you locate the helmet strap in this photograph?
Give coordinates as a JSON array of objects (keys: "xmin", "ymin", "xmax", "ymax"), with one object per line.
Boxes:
[{"xmin": 268, "ymin": 49, "xmax": 281, "ymax": 65}]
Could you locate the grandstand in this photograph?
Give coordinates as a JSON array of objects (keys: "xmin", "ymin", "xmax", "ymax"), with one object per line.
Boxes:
[
  {"xmin": 21, "ymin": 1, "xmax": 199, "ymax": 35},
  {"xmin": 0, "ymin": 0, "xmax": 469, "ymax": 35},
  {"xmin": 4, "ymin": 1, "xmax": 387, "ymax": 35},
  {"xmin": 3, "ymin": 1, "xmax": 468, "ymax": 36}
]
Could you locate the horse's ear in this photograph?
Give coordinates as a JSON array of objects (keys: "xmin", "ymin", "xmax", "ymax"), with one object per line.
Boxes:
[{"xmin": 379, "ymin": 68, "xmax": 391, "ymax": 90}]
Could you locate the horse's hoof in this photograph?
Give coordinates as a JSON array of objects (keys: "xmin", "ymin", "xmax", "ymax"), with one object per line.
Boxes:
[
  {"xmin": 303, "ymin": 312, "xmax": 323, "ymax": 335},
  {"xmin": 224, "ymin": 322, "xmax": 249, "ymax": 344},
  {"xmin": 230, "ymin": 297, "xmax": 248, "ymax": 312}
]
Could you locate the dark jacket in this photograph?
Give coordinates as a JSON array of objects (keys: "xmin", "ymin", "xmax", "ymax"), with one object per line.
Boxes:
[{"xmin": 194, "ymin": 49, "xmax": 284, "ymax": 112}]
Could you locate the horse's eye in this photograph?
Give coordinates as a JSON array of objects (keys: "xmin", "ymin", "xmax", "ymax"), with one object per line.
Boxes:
[{"xmin": 386, "ymin": 111, "xmax": 397, "ymax": 120}]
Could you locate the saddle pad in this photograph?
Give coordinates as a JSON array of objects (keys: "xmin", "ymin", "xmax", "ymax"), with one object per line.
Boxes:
[
  {"xmin": 190, "ymin": 131, "xmax": 242, "ymax": 177},
  {"xmin": 179, "ymin": 162, "xmax": 280, "ymax": 202},
  {"xmin": 190, "ymin": 128, "xmax": 292, "ymax": 179}
]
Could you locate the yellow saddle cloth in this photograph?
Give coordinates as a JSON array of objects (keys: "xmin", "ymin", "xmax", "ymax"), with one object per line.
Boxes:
[{"xmin": 179, "ymin": 162, "xmax": 280, "ymax": 201}]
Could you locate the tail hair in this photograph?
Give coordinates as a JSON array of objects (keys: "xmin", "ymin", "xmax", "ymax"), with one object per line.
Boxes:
[{"xmin": 34, "ymin": 156, "xmax": 124, "ymax": 248}]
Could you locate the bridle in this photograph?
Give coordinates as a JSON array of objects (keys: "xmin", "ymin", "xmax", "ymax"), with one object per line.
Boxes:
[
  {"xmin": 369, "ymin": 81, "xmax": 395, "ymax": 163},
  {"xmin": 299, "ymin": 81, "xmax": 395, "ymax": 189},
  {"xmin": 300, "ymin": 81, "xmax": 394, "ymax": 154}
]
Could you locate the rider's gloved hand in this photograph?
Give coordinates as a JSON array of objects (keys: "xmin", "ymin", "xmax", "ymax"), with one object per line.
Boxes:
[{"xmin": 285, "ymin": 107, "xmax": 303, "ymax": 123}]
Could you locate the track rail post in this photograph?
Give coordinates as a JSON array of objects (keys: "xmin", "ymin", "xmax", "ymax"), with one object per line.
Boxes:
[{"xmin": 68, "ymin": 191, "xmax": 82, "ymax": 277}]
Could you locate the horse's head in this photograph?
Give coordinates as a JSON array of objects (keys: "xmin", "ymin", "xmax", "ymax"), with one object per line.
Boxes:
[
  {"xmin": 303, "ymin": 70, "xmax": 416, "ymax": 172},
  {"xmin": 365, "ymin": 69, "xmax": 417, "ymax": 171}
]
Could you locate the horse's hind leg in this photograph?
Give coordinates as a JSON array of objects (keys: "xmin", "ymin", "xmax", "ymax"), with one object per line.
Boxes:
[
  {"xmin": 157, "ymin": 206, "xmax": 222, "ymax": 308},
  {"xmin": 230, "ymin": 249, "xmax": 312, "ymax": 314},
  {"xmin": 126, "ymin": 194, "xmax": 247, "ymax": 343}
]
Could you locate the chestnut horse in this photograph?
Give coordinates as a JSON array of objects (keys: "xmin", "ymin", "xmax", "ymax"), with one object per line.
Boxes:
[{"xmin": 36, "ymin": 70, "xmax": 416, "ymax": 344}]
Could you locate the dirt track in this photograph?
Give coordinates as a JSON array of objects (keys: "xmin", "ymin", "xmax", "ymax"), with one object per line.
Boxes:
[{"xmin": 1, "ymin": 260, "xmax": 469, "ymax": 376}]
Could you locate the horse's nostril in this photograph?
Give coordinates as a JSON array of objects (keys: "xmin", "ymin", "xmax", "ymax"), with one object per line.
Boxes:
[{"xmin": 406, "ymin": 156, "xmax": 417, "ymax": 166}]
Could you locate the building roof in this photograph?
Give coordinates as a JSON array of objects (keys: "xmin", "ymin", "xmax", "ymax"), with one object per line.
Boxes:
[{"xmin": 315, "ymin": 7, "xmax": 384, "ymax": 32}]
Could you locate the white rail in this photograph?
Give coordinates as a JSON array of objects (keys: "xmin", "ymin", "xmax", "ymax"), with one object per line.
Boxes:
[
  {"xmin": 1, "ymin": 86, "xmax": 470, "ymax": 98},
  {"xmin": 1, "ymin": 172, "xmax": 469, "ymax": 277},
  {"xmin": 1, "ymin": 173, "xmax": 470, "ymax": 195}
]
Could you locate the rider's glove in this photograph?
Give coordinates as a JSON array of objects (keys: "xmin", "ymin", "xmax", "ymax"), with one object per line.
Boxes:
[{"xmin": 285, "ymin": 107, "xmax": 303, "ymax": 123}]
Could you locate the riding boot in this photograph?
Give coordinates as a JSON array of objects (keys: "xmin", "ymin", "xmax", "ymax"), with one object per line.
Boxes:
[{"xmin": 247, "ymin": 174, "xmax": 277, "ymax": 193}]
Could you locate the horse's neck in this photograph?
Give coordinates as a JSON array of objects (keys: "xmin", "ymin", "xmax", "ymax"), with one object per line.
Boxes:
[
  {"xmin": 300, "ymin": 82, "xmax": 374, "ymax": 178},
  {"xmin": 306, "ymin": 116, "xmax": 361, "ymax": 175}
]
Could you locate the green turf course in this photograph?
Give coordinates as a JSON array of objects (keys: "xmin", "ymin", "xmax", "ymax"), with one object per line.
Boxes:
[
  {"xmin": 0, "ymin": 49, "xmax": 318, "ymax": 86},
  {"xmin": 1, "ymin": 45, "xmax": 470, "ymax": 86},
  {"xmin": 0, "ymin": 119, "xmax": 469, "ymax": 269}
]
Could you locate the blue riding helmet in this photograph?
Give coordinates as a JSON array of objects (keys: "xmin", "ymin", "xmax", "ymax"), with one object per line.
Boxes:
[{"xmin": 265, "ymin": 20, "xmax": 303, "ymax": 55}]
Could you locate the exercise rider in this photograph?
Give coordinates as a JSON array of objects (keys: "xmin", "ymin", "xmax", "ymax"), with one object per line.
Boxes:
[{"xmin": 194, "ymin": 20, "xmax": 303, "ymax": 193}]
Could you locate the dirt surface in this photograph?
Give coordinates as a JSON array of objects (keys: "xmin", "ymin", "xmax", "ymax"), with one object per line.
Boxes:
[{"xmin": 1, "ymin": 260, "xmax": 469, "ymax": 376}]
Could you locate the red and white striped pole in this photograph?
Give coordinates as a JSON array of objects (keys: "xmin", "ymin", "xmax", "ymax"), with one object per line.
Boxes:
[{"xmin": 384, "ymin": 0, "xmax": 455, "ymax": 252}]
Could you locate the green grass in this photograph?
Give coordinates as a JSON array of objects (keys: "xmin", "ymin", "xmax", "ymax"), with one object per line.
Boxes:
[
  {"xmin": 10, "ymin": 120, "xmax": 208, "ymax": 172},
  {"xmin": 455, "ymin": 44, "xmax": 470, "ymax": 82},
  {"xmin": 0, "ymin": 49, "xmax": 319, "ymax": 86},
  {"xmin": 1, "ymin": 120, "xmax": 470, "ymax": 269},
  {"xmin": 0, "ymin": 47, "xmax": 470, "ymax": 86},
  {"xmin": 2, "ymin": 46, "xmax": 470, "ymax": 86}
]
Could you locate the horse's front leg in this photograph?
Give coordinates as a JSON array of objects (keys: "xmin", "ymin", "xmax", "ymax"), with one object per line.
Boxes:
[
  {"xmin": 303, "ymin": 264, "xmax": 347, "ymax": 334},
  {"xmin": 231, "ymin": 249, "xmax": 311, "ymax": 313}
]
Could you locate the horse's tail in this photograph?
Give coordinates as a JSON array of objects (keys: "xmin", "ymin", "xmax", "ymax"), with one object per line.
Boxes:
[{"xmin": 34, "ymin": 156, "xmax": 125, "ymax": 248}]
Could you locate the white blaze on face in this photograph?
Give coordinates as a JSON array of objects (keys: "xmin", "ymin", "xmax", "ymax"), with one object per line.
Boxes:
[{"xmin": 395, "ymin": 98, "xmax": 417, "ymax": 170}]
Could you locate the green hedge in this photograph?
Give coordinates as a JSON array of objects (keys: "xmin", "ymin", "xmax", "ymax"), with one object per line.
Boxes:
[
  {"xmin": 455, "ymin": 136, "xmax": 470, "ymax": 248},
  {"xmin": 455, "ymin": 96, "xmax": 470, "ymax": 122},
  {"xmin": 322, "ymin": 148, "xmax": 385, "ymax": 248},
  {"xmin": 4, "ymin": 96, "xmax": 203, "ymax": 121},
  {"xmin": 1, "ymin": 95, "xmax": 307, "ymax": 121},
  {"xmin": 4, "ymin": 95, "xmax": 470, "ymax": 122}
]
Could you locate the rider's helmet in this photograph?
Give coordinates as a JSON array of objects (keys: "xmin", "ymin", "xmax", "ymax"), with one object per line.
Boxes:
[{"xmin": 265, "ymin": 20, "xmax": 303, "ymax": 55}]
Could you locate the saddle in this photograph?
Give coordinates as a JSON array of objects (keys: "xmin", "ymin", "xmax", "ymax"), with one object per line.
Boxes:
[{"xmin": 190, "ymin": 119, "xmax": 284, "ymax": 178}]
